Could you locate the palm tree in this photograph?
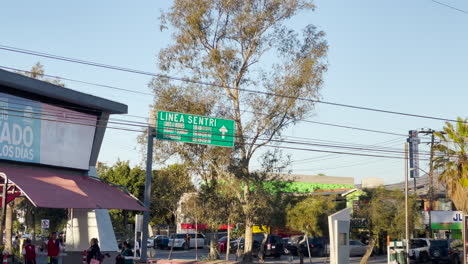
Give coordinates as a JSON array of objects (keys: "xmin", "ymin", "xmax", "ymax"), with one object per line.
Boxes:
[{"xmin": 433, "ymin": 117, "xmax": 468, "ymax": 213}]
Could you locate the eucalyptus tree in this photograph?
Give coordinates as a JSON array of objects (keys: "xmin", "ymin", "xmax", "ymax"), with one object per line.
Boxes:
[{"xmin": 148, "ymin": 1, "xmax": 328, "ymax": 262}]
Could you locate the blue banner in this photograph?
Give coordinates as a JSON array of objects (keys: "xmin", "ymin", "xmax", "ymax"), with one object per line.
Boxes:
[{"xmin": 0, "ymin": 93, "xmax": 41, "ymax": 163}]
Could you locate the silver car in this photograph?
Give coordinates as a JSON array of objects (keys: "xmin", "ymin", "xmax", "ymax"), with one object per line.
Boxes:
[{"xmin": 349, "ymin": 240, "xmax": 368, "ymax": 256}]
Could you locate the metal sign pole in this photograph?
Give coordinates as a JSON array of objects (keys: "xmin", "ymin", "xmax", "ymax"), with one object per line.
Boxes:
[
  {"xmin": 140, "ymin": 127, "xmax": 155, "ymax": 262},
  {"xmin": 405, "ymin": 142, "xmax": 410, "ymax": 264},
  {"xmin": 464, "ymin": 215, "xmax": 467, "ymax": 264}
]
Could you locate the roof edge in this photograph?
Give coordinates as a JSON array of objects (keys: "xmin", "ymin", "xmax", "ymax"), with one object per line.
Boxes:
[{"xmin": 0, "ymin": 69, "xmax": 128, "ymax": 114}]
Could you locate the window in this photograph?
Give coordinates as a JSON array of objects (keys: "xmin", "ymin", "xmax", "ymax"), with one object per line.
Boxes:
[{"xmin": 339, "ymin": 233, "xmax": 347, "ymax": 246}]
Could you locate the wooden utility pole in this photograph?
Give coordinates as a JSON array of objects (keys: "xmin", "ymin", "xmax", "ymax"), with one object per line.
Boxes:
[
  {"xmin": 420, "ymin": 129, "xmax": 437, "ymax": 238},
  {"xmin": 428, "ymin": 132, "xmax": 435, "ymax": 237}
]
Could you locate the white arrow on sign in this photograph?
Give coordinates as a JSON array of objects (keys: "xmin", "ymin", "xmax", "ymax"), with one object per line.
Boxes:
[{"xmin": 219, "ymin": 126, "xmax": 228, "ymax": 139}]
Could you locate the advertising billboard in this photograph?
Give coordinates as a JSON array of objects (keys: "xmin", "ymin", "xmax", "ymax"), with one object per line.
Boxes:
[
  {"xmin": 431, "ymin": 211, "xmax": 463, "ymax": 230},
  {"xmin": 0, "ymin": 92, "xmax": 96, "ymax": 170}
]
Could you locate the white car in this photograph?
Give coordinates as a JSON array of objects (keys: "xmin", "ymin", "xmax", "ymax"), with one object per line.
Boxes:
[
  {"xmin": 168, "ymin": 233, "xmax": 205, "ymax": 250},
  {"xmin": 409, "ymin": 238, "xmax": 431, "ymax": 262}
]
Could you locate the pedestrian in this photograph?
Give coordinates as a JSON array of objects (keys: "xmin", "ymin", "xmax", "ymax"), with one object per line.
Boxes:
[
  {"xmin": 22, "ymin": 238, "xmax": 36, "ymax": 264},
  {"xmin": 184, "ymin": 234, "xmax": 190, "ymax": 249},
  {"xmin": 120, "ymin": 241, "xmax": 134, "ymax": 264},
  {"xmin": 86, "ymin": 238, "xmax": 102, "ymax": 264},
  {"xmin": 12, "ymin": 236, "xmax": 20, "ymax": 252},
  {"xmin": 134, "ymin": 239, "xmax": 140, "ymax": 257},
  {"xmin": 47, "ymin": 232, "xmax": 61, "ymax": 264},
  {"xmin": 58, "ymin": 232, "xmax": 64, "ymax": 247}
]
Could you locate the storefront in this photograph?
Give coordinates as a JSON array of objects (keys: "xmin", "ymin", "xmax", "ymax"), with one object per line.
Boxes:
[{"xmin": 0, "ymin": 69, "xmax": 146, "ymax": 262}]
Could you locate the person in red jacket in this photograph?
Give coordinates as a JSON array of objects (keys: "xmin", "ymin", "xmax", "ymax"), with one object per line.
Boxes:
[
  {"xmin": 47, "ymin": 232, "xmax": 61, "ymax": 264},
  {"xmin": 22, "ymin": 238, "xmax": 36, "ymax": 264}
]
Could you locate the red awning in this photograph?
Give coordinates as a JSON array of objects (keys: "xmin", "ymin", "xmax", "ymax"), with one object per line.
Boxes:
[{"xmin": 0, "ymin": 167, "xmax": 147, "ymax": 211}]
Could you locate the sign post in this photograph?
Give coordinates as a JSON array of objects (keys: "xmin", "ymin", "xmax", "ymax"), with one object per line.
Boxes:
[
  {"xmin": 156, "ymin": 111, "xmax": 235, "ymax": 147},
  {"xmin": 139, "ymin": 111, "xmax": 235, "ymax": 261},
  {"xmin": 41, "ymin": 219, "xmax": 49, "ymax": 229},
  {"xmin": 140, "ymin": 127, "xmax": 154, "ymax": 262},
  {"xmin": 464, "ymin": 215, "xmax": 468, "ymax": 264}
]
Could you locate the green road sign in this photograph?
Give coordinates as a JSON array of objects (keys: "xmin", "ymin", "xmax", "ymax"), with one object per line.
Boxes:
[{"xmin": 156, "ymin": 111, "xmax": 235, "ymax": 148}]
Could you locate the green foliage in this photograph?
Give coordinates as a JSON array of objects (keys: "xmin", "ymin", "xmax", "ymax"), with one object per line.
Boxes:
[
  {"xmin": 15, "ymin": 199, "xmax": 67, "ymax": 234},
  {"xmin": 357, "ymin": 188, "xmax": 420, "ymax": 239},
  {"xmin": 264, "ymin": 181, "xmax": 354, "ymax": 193},
  {"xmin": 98, "ymin": 160, "xmax": 146, "ymax": 238},
  {"xmin": 286, "ymin": 195, "xmax": 336, "ymax": 236},
  {"xmin": 434, "ymin": 117, "xmax": 468, "ymax": 213},
  {"xmin": 98, "ymin": 160, "xmax": 145, "ymax": 200},
  {"xmin": 151, "ymin": 164, "xmax": 195, "ymax": 225}
]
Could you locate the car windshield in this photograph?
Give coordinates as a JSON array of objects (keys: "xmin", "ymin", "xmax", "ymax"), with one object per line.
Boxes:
[
  {"xmin": 219, "ymin": 236, "xmax": 227, "ymax": 242},
  {"xmin": 410, "ymin": 239, "xmax": 427, "ymax": 248},
  {"xmin": 170, "ymin": 234, "xmax": 186, "ymax": 239},
  {"xmin": 431, "ymin": 240, "xmax": 448, "ymax": 248}
]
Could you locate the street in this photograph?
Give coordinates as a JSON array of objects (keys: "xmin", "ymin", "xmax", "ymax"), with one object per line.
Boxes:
[{"xmin": 145, "ymin": 248, "xmax": 388, "ymax": 263}]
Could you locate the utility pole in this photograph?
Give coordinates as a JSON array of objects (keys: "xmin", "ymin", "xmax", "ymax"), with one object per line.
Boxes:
[
  {"xmin": 405, "ymin": 142, "xmax": 410, "ymax": 264},
  {"xmin": 140, "ymin": 127, "xmax": 155, "ymax": 262},
  {"xmin": 407, "ymin": 130, "xmax": 421, "ymax": 194},
  {"xmin": 419, "ymin": 129, "xmax": 437, "ymax": 238}
]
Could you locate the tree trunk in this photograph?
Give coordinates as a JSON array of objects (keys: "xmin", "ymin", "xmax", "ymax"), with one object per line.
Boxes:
[
  {"xmin": 359, "ymin": 237, "xmax": 376, "ymax": 264},
  {"xmin": 5, "ymin": 204, "xmax": 13, "ymax": 253},
  {"xmin": 298, "ymin": 236, "xmax": 306, "ymax": 264},
  {"xmin": 242, "ymin": 218, "xmax": 254, "ymax": 263},
  {"xmin": 258, "ymin": 232, "xmax": 267, "ymax": 262},
  {"xmin": 209, "ymin": 237, "xmax": 219, "ymax": 260},
  {"xmin": 168, "ymin": 236, "xmax": 175, "ymax": 259},
  {"xmin": 226, "ymin": 221, "xmax": 231, "ymax": 261},
  {"xmin": 305, "ymin": 234, "xmax": 312, "ymax": 264},
  {"xmin": 195, "ymin": 222, "xmax": 198, "ymax": 260}
]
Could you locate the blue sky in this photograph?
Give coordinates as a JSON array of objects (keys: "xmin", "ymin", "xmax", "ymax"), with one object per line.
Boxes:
[{"xmin": 1, "ymin": 0, "xmax": 467, "ymax": 184}]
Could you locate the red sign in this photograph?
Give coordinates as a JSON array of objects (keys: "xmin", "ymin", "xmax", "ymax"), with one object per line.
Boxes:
[
  {"xmin": 219, "ymin": 224, "xmax": 235, "ymax": 230},
  {"xmin": 0, "ymin": 184, "xmax": 22, "ymax": 207},
  {"xmin": 181, "ymin": 224, "xmax": 208, "ymax": 230}
]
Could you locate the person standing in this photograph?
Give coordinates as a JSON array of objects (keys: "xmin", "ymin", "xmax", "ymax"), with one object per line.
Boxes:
[
  {"xmin": 134, "ymin": 239, "xmax": 140, "ymax": 257},
  {"xmin": 22, "ymin": 238, "xmax": 37, "ymax": 264},
  {"xmin": 120, "ymin": 242, "xmax": 134, "ymax": 264},
  {"xmin": 86, "ymin": 238, "xmax": 102, "ymax": 264},
  {"xmin": 12, "ymin": 236, "xmax": 20, "ymax": 253},
  {"xmin": 47, "ymin": 232, "xmax": 61, "ymax": 264}
]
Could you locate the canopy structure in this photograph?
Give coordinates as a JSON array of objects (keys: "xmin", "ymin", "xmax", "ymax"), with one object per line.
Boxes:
[{"xmin": 0, "ymin": 167, "xmax": 147, "ymax": 211}]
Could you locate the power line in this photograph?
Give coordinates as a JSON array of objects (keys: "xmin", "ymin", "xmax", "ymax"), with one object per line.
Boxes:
[
  {"xmin": 431, "ymin": 0, "xmax": 468, "ymax": 14},
  {"xmin": 0, "ymin": 107, "xmax": 432, "ymax": 161},
  {"xmin": 0, "ymin": 65, "xmax": 407, "ymax": 137},
  {"xmin": 0, "ymin": 65, "xmax": 153, "ymax": 96},
  {"xmin": 0, "ymin": 104, "xmax": 440, "ymax": 159},
  {"xmin": 0, "ymin": 45, "xmax": 465, "ymax": 124}
]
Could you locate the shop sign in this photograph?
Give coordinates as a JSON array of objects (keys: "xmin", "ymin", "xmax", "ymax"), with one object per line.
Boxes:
[{"xmin": 431, "ymin": 211, "xmax": 463, "ymax": 230}]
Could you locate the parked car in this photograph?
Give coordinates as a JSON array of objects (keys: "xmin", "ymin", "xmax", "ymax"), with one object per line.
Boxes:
[
  {"xmin": 218, "ymin": 236, "xmax": 228, "ymax": 253},
  {"xmin": 282, "ymin": 238, "xmax": 291, "ymax": 255},
  {"xmin": 229, "ymin": 235, "xmax": 283, "ymax": 258},
  {"xmin": 286, "ymin": 236, "xmax": 327, "ymax": 257},
  {"xmin": 168, "ymin": 233, "xmax": 205, "ymax": 250},
  {"xmin": 349, "ymin": 240, "xmax": 369, "ymax": 257},
  {"xmin": 409, "ymin": 238, "xmax": 431, "ymax": 262},
  {"xmin": 429, "ymin": 239, "xmax": 463, "ymax": 264},
  {"xmin": 147, "ymin": 235, "xmax": 170, "ymax": 249}
]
